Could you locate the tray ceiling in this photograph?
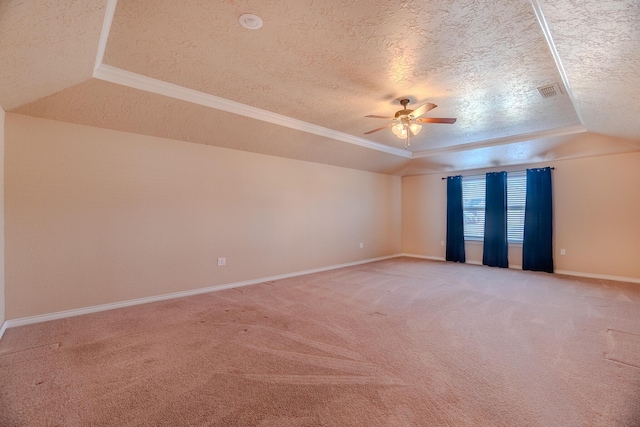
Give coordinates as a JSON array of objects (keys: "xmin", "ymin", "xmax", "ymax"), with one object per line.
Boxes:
[{"xmin": 2, "ymin": 0, "xmax": 639, "ymax": 174}]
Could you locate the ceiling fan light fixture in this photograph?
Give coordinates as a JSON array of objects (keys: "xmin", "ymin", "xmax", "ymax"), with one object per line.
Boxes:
[
  {"xmin": 392, "ymin": 122, "xmax": 407, "ymax": 138},
  {"xmin": 364, "ymin": 99, "xmax": 456, "ymax": 148}
]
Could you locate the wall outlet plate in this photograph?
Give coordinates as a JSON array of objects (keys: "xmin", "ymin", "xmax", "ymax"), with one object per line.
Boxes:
[{"xmin": 217, "ymin": 257, "xmax": 226, "ymax": 266}]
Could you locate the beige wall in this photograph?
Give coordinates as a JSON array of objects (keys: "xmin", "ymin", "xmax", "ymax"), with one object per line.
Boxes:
[
  {"xmin": 5, "ymin": 114, "xmax": 402, "ymax": 319},
  {"xmin": 6, "ymin": 112, "xmax": 638, "ymax": 321},
  {"xmin": 403, "ymin": 148, "xmax": 640, "ymax": 281},
  {"xmin": 0, "ymin": 107, "xmax": 4, "ymax": 326}
]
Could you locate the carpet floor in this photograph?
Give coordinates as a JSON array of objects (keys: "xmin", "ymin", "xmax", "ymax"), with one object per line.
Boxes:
[{"xmin": 1, "ymin": 257, "xmax": 640, "ymax": 426}]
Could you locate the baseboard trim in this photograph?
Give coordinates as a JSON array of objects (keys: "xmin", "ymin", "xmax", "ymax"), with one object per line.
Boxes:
[
  {"xmin": 3, "ymin": 254, "xmax": 402, "ymax": 331},
  {"xmin": 401, "ymin": 253, "xmax": 639, "ymax": 284},
  {"xmin": 555, "ymin": 270, "xmax": 640, "ymax": 284},
  {"xmin": 465, "ymin": 260, "xmax": 524, "ymax": 270},
  {"xmin": 0, "ymin": 321, "xmax": 7, "ymax": 341},
  {"xmin": 400, "ymin": 253, "xmax": 446, "ymax": 262},
  {"xmin": 401, "ymin": 253, "xmax": 522, "ymax": 269},
  {"xmin": 5, "ymin": 255, "xmax": 635, "ymax": 337}
]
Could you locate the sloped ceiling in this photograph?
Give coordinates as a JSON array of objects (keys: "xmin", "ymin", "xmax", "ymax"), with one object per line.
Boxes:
[
  {"xmin": 0, "ymin": 0, "xmax": 105, "ymax": 110},
  {"xmin": 2, "ymin": 0, "xmax": 639, "ymax": 175}
]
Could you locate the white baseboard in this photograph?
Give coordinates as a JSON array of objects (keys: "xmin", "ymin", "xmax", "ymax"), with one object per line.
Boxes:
[
  {"xmin": 465, "ymin": 260, "xmax": 523, "ymax": 270},
  {"xmin": 4, "ymin": 254, "xmax": 637, "ymax": 340},
  {"xmin": 400, "ymin": 253, "xmax": 446, "ymax": 262},
  {"xmin": 402, "ymin": 253, "xmax": 639, "ymax": 284},
  {"xmin": 401, "ymin": 253, "xmax": 522, "ymax": 268},
  {"xmin": 0, "ymin": 321, "xmax": 7, "ymax": 341},
  {"xmin": 2, "ymin": 254, "xmax": 403, "ymax": 332},
  {"xmin": 555, "ymin": 270, "xmax": 640, "ymax": 284}
]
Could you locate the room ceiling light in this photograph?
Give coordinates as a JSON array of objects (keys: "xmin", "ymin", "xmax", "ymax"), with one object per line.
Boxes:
[
  {"xmin": 239, "ymin": 14, "xmax": 263, "ymax": 30},
  {"xmin": 365, "ymin": 99, "xmax": 457, "ymax": 149}
]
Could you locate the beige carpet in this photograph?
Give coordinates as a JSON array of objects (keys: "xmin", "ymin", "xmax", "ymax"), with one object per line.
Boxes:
[{"xmin": 1, "ymin": 257, "xmax": 640, "ymax": 426}]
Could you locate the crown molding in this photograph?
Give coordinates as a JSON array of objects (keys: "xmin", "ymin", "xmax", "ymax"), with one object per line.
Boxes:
[
  {"xmin": 411, "ymin": 124, "xmax": 588, "ymax": 158},
  {"xmin": 91, "ymin": 0, "xmax": 583, "ymax": 162},
  {"xmin": 92, "ymin": 0, "xmax": 410, "ymax": 158},
  {"xmin": 93, "ymin": 64, "xmax": 412, "ymax": 158},
  {"xmin": 530, "ymin": 0, "xmax": 585, "ymax": 125},
  {"xmin": 94, "ymin": 0, "xmax": 118, "ymax": 71}
]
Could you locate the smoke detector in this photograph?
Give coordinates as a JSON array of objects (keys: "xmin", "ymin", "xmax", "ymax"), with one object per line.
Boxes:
[{"xmin": 239, "ymin": 14, "xmax": 263, "ymax": 30}]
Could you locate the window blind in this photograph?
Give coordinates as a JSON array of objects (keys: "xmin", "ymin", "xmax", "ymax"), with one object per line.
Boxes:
[{"xmin": 462, "ymin": 172, "xmax": 527, "ymax": 243}]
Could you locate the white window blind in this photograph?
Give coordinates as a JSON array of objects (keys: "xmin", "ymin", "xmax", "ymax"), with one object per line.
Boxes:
[
  {"xmin": 462, "ymin": 172, "xmax": 527, "ymax": 243},
  {"xmin": 462, "ymin": 176, "xmax": 485, "ymax": 240},
  {"xmin": 506, "ymin": 172, "xmax": 526, "ymax": 243}
]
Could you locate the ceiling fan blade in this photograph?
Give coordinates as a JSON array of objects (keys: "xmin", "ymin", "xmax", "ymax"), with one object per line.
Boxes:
[
  {"xmin": 411, "ymin": 102, "xmax": 437, "ymax": 118},
  {"xmin": 364, "ymin": 123, "xmax": 394, "ymax": 134},
  {"xmin": 365, "ymin": 115, "xmax": 395, "ymax": 119},
  {"xmin": 415, "ymin": 117, "xmax": 457, "ymax": 124}
]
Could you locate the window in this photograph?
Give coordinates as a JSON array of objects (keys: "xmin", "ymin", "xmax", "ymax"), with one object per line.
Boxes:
[
  {"xmin": 461, "ymin": 176, "xmax": 485, "ymax": 240},
  {"xmin": 506, "ymin": 172, "xmax": 526, "ymax": 243},
  {"xmin": 462, "ymin": 172, "xmax": 527, "ymax": 243}
]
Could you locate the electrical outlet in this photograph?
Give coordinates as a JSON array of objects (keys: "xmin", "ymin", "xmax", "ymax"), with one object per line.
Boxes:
[
  {"xmin": 441, "ymin": 240, "xmax": 445, "ymax": 246},
  {"xmin": 359, "ymin": 243, "xmax": 364, "ymax": 249},
  {"xmin": 217, "ymin": 257, "xmax": 226, "ymax": 266},
  {"xmin": 560, "ymin": 249, "xmax": 566, "ymax": 256}
]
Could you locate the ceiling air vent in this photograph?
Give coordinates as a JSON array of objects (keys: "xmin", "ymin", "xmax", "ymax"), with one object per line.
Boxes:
[{"xmin": 537, "ymin": 83, "xmax": 564, "ymax": 99}]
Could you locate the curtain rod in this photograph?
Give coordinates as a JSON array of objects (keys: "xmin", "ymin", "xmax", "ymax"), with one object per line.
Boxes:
[{"xmin": 441, "ymin": 167, "xmax": 555, "ymax": 180}]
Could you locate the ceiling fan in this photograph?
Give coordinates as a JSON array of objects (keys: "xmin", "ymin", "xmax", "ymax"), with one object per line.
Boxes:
[{"xmin": 364, "ymin": 98, "xmax": 457, "ymax": 148}]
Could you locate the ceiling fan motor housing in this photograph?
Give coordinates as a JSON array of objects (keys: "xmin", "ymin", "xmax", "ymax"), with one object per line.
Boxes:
[
  {"xmin": 394, "ymin": 109, "xmax": 414, "ymax": 118},
  {"xmin": 395, "ymin": 98, "xmax": 413, "ymax": 118}
]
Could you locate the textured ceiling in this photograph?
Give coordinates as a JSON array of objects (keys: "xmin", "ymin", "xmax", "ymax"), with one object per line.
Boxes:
[
  {"xmin": 2, "ymin": 0, "xmax": 640, "ymax": 174},
  {"xmin": 0, "ymin": 0, "xmax": 105, "ymax": 110},
  {"xmin": 103, "ymin": 0, "xmax": 581, "ymax": 151},
  {"xmin": 539, "ymin": 0, "xmax": 640, "ymax": 140}
]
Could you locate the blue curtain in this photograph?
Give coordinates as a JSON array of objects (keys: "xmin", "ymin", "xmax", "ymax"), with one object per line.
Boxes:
[
  {"xmin": 522, "ymin": 167, "xmax": 554, "ymax": 273},
  {"xmin": 483, "ymin": 172, "xmax": 508, "ymax": 268},
  {"xmin": 446, "ymin": 176, "xmax": 466, "ymax": 263}
]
